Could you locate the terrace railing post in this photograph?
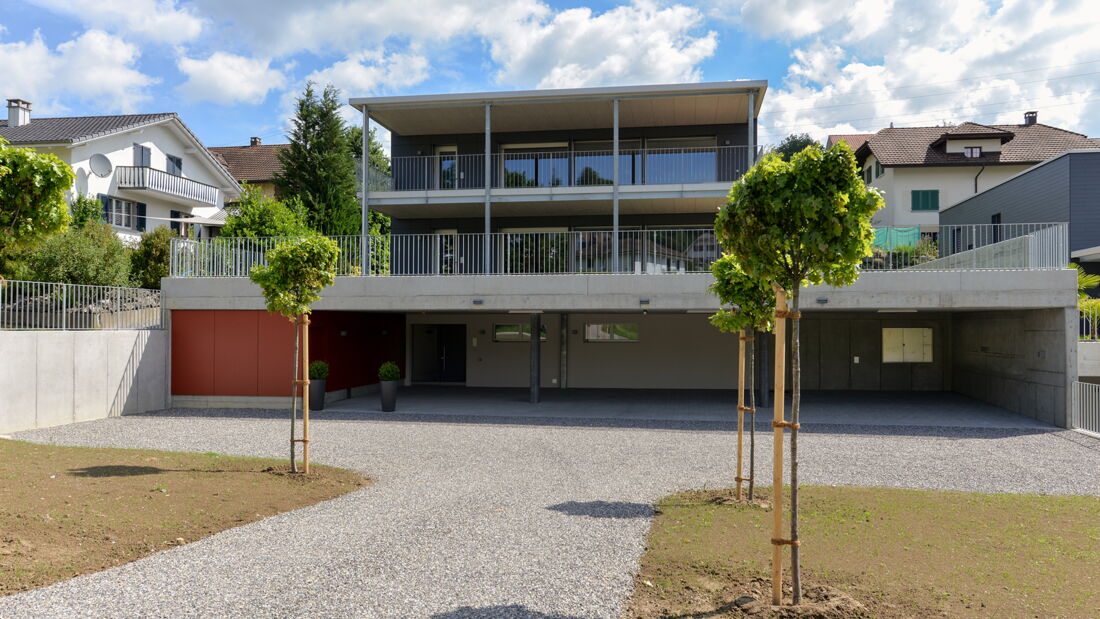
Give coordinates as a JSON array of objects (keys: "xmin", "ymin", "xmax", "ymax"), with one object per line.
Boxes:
[
  {"xmin": 361, "ymin": 104, "xmax": 371, "ymax": 276},
  {"xmin": 612, "ymin": 98, "xmax": 620, "ymax": 273},
  {"xmin": 484, "ymin": 102, "xmax": 492, "ymax": 275}
]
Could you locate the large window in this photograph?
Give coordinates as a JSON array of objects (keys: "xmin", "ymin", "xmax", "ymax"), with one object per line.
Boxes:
[
  {"xmin": 572, "ymin": 140, "xmax": 642, "ymax": 186},
  {"xmin": 911, "ymin": 189, "xmax": 940, "ymax": 212},
  {"xmin": 500, "ymin": 143, "xmax": 569, "ymax": 188},
  {"xmin": 882, "ymin": 327, "xmax": 933, "ymax": 363},
  {"xmin": 493, "ymin": 323, "xmax": 548, "ymax": 342},
  {"xmin": 107, "ymin": 197, "xmax": 136, "ymax": 229},
  {"xmin": 644, "ymin": 137, "xmax": 716, "ymax": 184},
  {"xmin": 584, "ymin": 323, "xmax": 640, "ymax": 342}
]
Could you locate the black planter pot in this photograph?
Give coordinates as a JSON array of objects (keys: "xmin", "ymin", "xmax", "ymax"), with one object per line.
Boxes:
[
  {"xmin": 380, "ymin": 380, "xmax": 398, "ymax": 412},
  {"xmin": 309, "ymin": 379, "xmax": 326, "ymax": 411}
]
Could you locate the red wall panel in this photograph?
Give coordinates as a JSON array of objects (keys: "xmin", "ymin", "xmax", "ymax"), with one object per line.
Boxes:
[
  {"xmin": 171, "ymin": 310, "xmax": 215, "ymax": 395},
  {"xmin": 172, "ymin": 310, "xmax": 404, "ymax": 397}
]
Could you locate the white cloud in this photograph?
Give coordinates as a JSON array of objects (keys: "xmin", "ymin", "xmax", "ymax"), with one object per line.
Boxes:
[
  {"xmin": 755, "ymin": 0, "xmax": 1100, "ymax": 144},
  {"xmin": 485, "ymin": 0, "xmax": 717, "ymax": 88},
  {"xmin": 305, "ymin": 50, "xmax": 430, "ymax": 96},
  {"xmin": 0, "ymin": 29, "xmax": 157, "ymax": 114},
  {"xmin": 26, "ymin": 0, "xmax": 203, "ymax": 44},
  {"xmin": 177, "ymin": 52, "xmax": 286, "ymax": 104}
]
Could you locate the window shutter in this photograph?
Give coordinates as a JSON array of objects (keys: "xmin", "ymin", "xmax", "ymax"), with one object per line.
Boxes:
[
  {"xmin": 133, "ymin": 144, "xmax": 141, "ymax": 166},
  {"xmin": 135, "ymin": 203, "xmax": 147, "ymax": 232},
  {"xmin": 98, "ymin": 193, "xmax": 110, "ymax": 223},
  {"xmin": 170, "ymin": 210, "xmax": 181, "ymax": 234}
]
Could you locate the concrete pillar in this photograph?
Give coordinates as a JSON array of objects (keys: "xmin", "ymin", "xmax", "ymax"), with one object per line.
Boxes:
[
  {"xmin": 361, "ymin": 105, "xmax": 370, "ymax": 274},
  {"xmin": 484, "ymin": 103, "xmax": 492, "ymax": 274},
  {"xmin": 559, "ymin": 312, "xmax": 568, "ymax": 389},
  {"xmin": 530, "ymin": 313, "xmax": 541, "ymax": 403},
  {"xmin": 746, "ymin": 91, "xmax": 756, "ymax": 167},
  {"xmin": 612, "ymin": 99, "xmax": 620, "ymax": 273}
]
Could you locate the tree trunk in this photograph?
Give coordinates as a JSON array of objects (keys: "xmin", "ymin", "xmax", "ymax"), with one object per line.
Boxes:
[
  {"xmin": 747, "ymin": 327, "xmax": 756, "ymax": 501},
  {"xmin": 289, "ymin": 316, "xmax": 300, "ymax": 474},
  {"xmin": 790, "ymin": 290, "xmax": 802, "ymax": 604}
]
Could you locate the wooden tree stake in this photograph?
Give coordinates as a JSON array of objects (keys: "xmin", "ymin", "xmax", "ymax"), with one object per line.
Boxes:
[
  {"xmin": 736, "ymin": 329, "xmax": 746, "ymax": 501},
  {"xmin": 302, "ymin": 314, "xmax": 311, "ymax": 474},
  {"xmin": 770, "ymin": 284, "xmax": 789, "ymax": 606}
]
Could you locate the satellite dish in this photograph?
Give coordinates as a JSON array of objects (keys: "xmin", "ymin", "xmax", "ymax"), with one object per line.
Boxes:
[{"xmin": 89, "ymin": 154, "xmax": 113, "ymax": 178}]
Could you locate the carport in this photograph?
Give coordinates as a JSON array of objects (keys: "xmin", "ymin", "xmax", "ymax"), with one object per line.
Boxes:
[{"xmin": 326, "ymin": 386, "xmax": 1055, "ymax": 430}]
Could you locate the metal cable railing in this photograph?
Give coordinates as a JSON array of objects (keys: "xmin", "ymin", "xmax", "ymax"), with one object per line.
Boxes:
[{"xmin": 0, "ymin": 279, "xmax": 162, "ymax": 330}]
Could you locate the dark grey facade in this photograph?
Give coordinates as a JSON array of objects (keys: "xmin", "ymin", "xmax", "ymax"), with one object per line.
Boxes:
[{"xmin": 940, "ymin": 150, "xmax": 1100, "ymax": 253}]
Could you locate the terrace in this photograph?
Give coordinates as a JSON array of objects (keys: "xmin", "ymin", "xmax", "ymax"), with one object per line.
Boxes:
[{"xmin": 170, "ymin": 222, "xmax": 1068, "ymax": 278}]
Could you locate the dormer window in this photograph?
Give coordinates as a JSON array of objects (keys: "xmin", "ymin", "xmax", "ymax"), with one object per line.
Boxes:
[{"xmin": 964, "ymin": 146, "xmax": 982, "ymax": 158}]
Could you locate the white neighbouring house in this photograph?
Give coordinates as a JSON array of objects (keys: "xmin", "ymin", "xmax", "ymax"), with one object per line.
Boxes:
[
  {"xmin": 0, "ymin": 98, "xmax": 241, "ymax": 242},
  {"xmin": 828, "ymin": 112, "xmax": 1100, "ymax": 231}
]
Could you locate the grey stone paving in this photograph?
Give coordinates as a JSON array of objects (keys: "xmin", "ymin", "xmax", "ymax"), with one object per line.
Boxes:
[{"xmin": 2, "ymin": 395, "xmax": 1097, "ymax": 618}]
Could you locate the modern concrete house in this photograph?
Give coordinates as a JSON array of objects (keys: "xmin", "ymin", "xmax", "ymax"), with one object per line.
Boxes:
[
  {"xmin": 162, "ymin": 81, "xmax": 1080, "ymax": 427},
  {"xmin": 0, "ymin": 99, "xmax": 241, "ymax": 241},
  {"xmin": 832, "ymin": 113, "xmax": 1100, "ymax": 231}
]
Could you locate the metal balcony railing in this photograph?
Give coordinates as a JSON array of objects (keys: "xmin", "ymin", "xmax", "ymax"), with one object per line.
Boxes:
[
  {"xmin": 169, "ymin": 223, "xmax": 1070, "ymax": 279},
  {"xmin": 170, "ymin": 229, "xmax": 722, "ymax": 278},
  {"xmin": 369, "ymin": 146, "xmax": 755, "ymax": 192},
  {"xmin": 116, "ymin": 166, "xmax": 221, "ymax": 206},
  {"xmin": 0, "ymin": 280, "xmax": 162, "ymax": 330}
]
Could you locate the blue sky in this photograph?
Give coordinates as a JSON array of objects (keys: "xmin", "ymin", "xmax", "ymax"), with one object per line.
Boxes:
[{"xmin": 3, "ymin": 0, "xmax": 1098, "ymax": 150}]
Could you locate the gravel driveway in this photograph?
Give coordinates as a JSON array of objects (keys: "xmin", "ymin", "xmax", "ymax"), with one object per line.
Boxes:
[{"xmin": 3, "ymin": 407, "xmax": 1098, "ymax": 618}]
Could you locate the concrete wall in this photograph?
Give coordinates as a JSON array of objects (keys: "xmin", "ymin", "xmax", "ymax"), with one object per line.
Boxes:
[
  {"xmin": 798, "ymin": 313, "xmax": 951, "ymax": 391},
  {"xmin": 1077, "ymin": 341, "xmax": 1100, "ymax": 379},
  {"xmin": 163, "ymin": 269, "xmax": 1078, "ymax": 315},
  {"xmin": 950, "ymin": 308, "xmax": 1075, "ymax": 426},
  {"xmin": 0, "ymin": 330, "xmax": 167, "ymax": 434}
]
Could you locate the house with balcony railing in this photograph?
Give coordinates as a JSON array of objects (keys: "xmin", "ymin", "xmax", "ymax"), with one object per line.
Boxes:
[
  {"xmin": 161, "ymin": 81, "xmax": 1080, "ymax": 430},
  {"xmin": 1, "ymin": 99, "xmax": 242, "ymax": 242}
]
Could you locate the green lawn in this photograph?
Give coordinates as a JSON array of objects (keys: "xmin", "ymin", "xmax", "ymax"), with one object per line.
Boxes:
[{"xmin": 626, "ymin": 486, "xmax": 1100, "ymax": 617}]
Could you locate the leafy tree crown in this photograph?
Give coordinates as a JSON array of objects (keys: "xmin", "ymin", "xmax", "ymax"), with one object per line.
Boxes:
[
  {"xmin": 26, "ymin": 222, "xmax": 131, "ymax": 287},
  {"xmin": 249, "ymin": 235, "xmax": 340, "ymax": 319},
  {"xmin": 221, "ymin": 184, "xmax": 313, "ymax": 238},
  {"xmin": 715, "ymin": 142, "xmax": 883, "ymax": 294},
  {"xmin": 0, "ymin": 138, "xmax": 74, "ymax": 256},
  {"xmin": 773, "ymin": 133, "xmax": 820, "ymax": 161},
  {"xmin": 708, "ymin": 253, "xmax": 775, "ymax": 333},
  {"xmin": 130, "ymin": 227, "xmax": 176, "ymax": 289}
]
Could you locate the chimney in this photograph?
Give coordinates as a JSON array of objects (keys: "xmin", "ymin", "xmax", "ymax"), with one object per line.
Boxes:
[
  {"xmin": 1024, "ymin": 111, "xmax": 1037, "ymax": 126},
  {"xmin": 250, "ymin": 136, "xmax": 262, "ymax": 146},
  {"xmin": 6, "ymin": 99, "xmax": 31, "ymax": 127}
]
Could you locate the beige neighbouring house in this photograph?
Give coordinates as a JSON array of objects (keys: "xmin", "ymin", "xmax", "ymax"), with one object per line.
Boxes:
[
  {"xmin": 828, "ymin": 112, "xmax": 1100, "ymax": 230},
  {"xmin": 208, "ymin": 137, "xmax": 289, "ymax": 199}
]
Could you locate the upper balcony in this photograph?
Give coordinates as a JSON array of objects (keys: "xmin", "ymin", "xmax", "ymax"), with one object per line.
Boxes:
[{"xmin": 116, "ymin": 165, "xmax": 221, "ymax": 208}]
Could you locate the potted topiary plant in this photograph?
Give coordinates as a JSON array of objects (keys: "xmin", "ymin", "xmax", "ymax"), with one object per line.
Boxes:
[
  {"xmin": 309, "ymin": 360, "xmax": 329, "ymax": 412},
  {"xmin": 378, "ymin": 361, "xmax": 400, "ymax": 412}
]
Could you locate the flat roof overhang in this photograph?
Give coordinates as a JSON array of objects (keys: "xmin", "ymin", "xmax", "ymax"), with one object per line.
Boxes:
[{"xmin": 350, "ymin": 81, "xmax": 767, "ymax": 136}]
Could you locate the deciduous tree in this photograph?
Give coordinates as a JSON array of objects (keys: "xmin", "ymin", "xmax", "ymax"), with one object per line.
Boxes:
[
  {"xmin": 0, "ymin": 137, "xmax": 74, "ymax": 274},
  {"xmin": 250, "ymin": 236, "xmax": 340, "ymax": 473},
  {"xmin": 221, "ymin": 184, "xmax": 312, "ymax": 239},
  {"xmin": 715, "ymin": 142, "xmax": 883, "ymax": 604}
]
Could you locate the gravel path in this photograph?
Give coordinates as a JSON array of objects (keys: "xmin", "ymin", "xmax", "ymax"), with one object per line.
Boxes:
[{"xmin": 2, "ymin": 409, "xmax": 1098, "ymax": 618}]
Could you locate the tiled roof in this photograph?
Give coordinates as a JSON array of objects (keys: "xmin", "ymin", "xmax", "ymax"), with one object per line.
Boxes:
[
  {"xmin": 857, "ymin": 123, "xmax": 1100, "ymax": 167},
  {"xmin": 207, "ymin": 144, "xmax": 289, "ymax": 182},
  {"xmin": 826, "ymin": 133, "xmax": 873, "ymax": 150},
  {"xmin": 940, "ymin": 122, "xmax": 1013, "ymax": 137},
  {"xmin": 0, "ymin": 113, "xmax": 177, "ymax": 144}
]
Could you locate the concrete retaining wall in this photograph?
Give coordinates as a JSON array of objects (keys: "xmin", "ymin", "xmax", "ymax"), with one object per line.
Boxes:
[
  {"xmin": 0, "ymin": 330, "xmax": 167, "ymax": 434},
  {"xmin": 1078, "ymin": 341, "xmax": 1100, "ymax": 379},
  {"xmin": 950, "ymin": 308, "xmax": 1075, "ymax": 426}
]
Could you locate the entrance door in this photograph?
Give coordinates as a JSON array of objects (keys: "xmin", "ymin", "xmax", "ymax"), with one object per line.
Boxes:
[
  {"xmin": 412, "ymin": 324, "xmax": 467, "ymax": 383},
  {"xmin": 434, "ymin": 146, "xmax": 458, "ymax": 189}
]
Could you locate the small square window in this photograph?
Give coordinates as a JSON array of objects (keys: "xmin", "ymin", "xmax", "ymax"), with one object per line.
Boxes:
[{"xmin": 964, "ymin": 146, "xmax": 982, "ymax": 158}]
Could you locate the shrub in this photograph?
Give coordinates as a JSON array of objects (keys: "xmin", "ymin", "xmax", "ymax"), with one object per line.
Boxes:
[
  {"xmin": 378, "ymin": 361, "xmax": 400, "ymax": 381},
  {"xmin": 130, "ymin": 227, "xmax": 175, "ymax": 289},
  {"xmin": 308, "ymin": 360, "xmax": 330, "ymax": 380},
  {"xmin": 70, "ymin": 194, "xmax": 104, "ymax": 228},
  {"xmin": 221, "ymin": 184, "xmax": 313, "ymax": 239},
  {"xmin": 26, "ymin": 222, "xmax": 131, "ymax": 287}
]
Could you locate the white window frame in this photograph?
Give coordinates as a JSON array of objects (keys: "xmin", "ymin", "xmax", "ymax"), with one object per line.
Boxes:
[
  {"xmin": 107, "ymin": 197, "xmax": 136, "ymax": 230},
  {"xmin": 964, "ymin": 146, "xmax": 982, "ymax": 158}
]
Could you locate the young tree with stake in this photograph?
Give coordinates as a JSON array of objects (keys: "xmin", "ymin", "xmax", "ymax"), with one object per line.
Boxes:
[
  {"xmin": 250, "ymin": 235, "xmax": 341, "ymax": 473},
  {"xmin": 708, "ymin": 254, "xmax": 774, "ymax": 501},
  {"xmin": 714, "ymin": 142, "xmax": 882, "ymax": 605}
]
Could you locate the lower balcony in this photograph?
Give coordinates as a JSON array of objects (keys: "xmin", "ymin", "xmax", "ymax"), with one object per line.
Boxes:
[
  {"xmin": 168, "ymin": 223, "xmax": 1068, "ymax": 279},
  {"xmin": 116, "ymin": 166, "xmax": 221, "ymax": 207}
]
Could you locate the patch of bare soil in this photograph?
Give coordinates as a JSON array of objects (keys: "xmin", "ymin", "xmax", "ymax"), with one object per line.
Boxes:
[{"xmin": 0, "ymin": 440, "xmax": 368, "ymax": 596}]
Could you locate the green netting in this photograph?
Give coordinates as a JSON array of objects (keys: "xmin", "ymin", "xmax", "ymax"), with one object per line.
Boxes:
[{"xmin": 873, "ymin": 226, "xmax": 921, "ymax": 250}]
